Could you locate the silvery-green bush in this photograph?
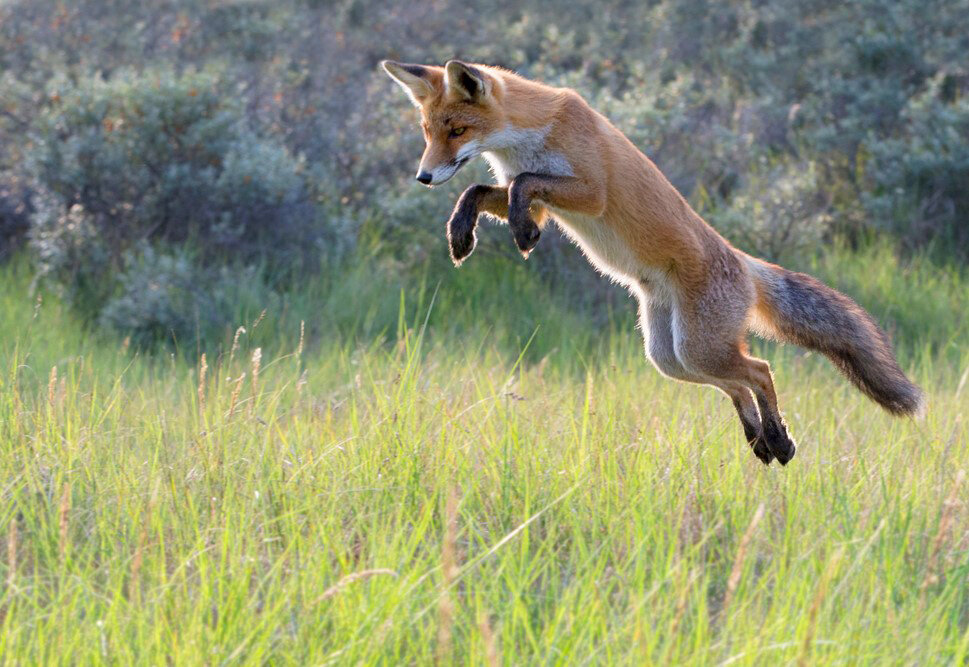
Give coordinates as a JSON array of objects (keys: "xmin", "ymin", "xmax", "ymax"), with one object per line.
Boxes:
[
  {"xmin": 0, "ymin": 179, "xmax": 31, "ymax": 261},
  {"xmin": 3, "ymin": 0, "xmax": 968, "ymax": 288},
  {"xmin": 26, "ymin": 69, "xmax": 323, "ymax": 343}
]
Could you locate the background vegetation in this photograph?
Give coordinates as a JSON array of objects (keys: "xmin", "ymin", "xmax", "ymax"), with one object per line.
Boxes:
[
  {"xmin": 3, "ymin": 0, "xmax": 968, "ymax": 343},
  {"xmin": 0, "ymin": 0, "xmax": 967, "ymax": 663}
]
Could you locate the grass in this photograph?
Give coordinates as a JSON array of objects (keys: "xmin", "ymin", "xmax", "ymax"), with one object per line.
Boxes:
[{"xmin": 0, "ymin": 242, "xmax": 967, "ymax": 664}]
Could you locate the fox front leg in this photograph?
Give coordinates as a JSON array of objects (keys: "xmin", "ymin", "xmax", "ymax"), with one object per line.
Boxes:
[
  {"xmin": 445, "ymin": 184, "xmax": 510, "ymax": 266},
  {"xmin": 508, "ymin": 172, "xmax": 606, "ymax": 258}
]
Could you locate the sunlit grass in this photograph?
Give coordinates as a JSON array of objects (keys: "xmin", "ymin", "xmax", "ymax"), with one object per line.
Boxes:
[{"xmin": 1, "ymin": 245, "xmax": 967, "ymax": 664}]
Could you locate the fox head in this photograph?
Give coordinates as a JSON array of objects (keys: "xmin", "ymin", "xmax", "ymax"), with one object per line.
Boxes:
[{"xmin": 381, "ymin": 60, "xmax": 503, "ymax": 186}]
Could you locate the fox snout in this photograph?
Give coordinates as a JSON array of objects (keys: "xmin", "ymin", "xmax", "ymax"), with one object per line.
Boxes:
[{"xmin": 414, "ymin": 158, "xmax": 467, "ymax": 187}]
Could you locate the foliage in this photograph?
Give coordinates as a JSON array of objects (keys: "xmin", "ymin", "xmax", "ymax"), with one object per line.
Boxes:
[
  {"xmin": 25, "ymin": 69, "xmax": 323, "ymax": 343},
  {"xmin": 0, "ymin": 4, "xmax": 966, "ymax": 661},
  {"xmin": 0, "ymin": 0, "xmax": 965, "ymax": 325},
  {"xmin": 0, "ymin": 178, "xmax": 31, "ymax": 261},
  {"xmin": 3, "ymin": 0, "xmax": 967, "ymax": 279}
]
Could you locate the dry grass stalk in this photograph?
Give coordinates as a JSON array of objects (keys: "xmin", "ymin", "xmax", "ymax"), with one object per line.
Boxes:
[
  {"xmin": 722, "ymin": 503, "xmax": 765, "ymax": 616},
  {"xmin": 7, "ymin": 517, "xmax": 17, "ymax": 588},
  {"xmin": 251, "ymin": 347, "xmax": 262, "ymax": 386},
  {"xmin": 47, "ymin": 365, "xmax": 57, "ymax": 407},
  {"xmin": 11, "ymin": 383, "xmax": 24, "ymax": 433},
  {"xmin": 197, "ymin": 353, "xmax": 208, "ymax": 414},
  {"xmin": 921, "ymin": 469, "xmax": 965, "ymax": 592},
  {"xmin": 297, "ymin": 320, "xmax": 305, "ymax": 358},
  {"xmin": 437, "ymin": 486, "xmax": 461, "ymax": 665},
  {"xmin": 315, "ymin": 569, "xmax": 397, "ymax": 603},
  {"xmin": 229, "ymin": 326, "xmax": 246, "ymax": 365},
  {"xmin": 955, "ymin": 366, "xmax": 968, "ymax": 400},
  {"xmin": 249, "ymin": 348, "xmax": 262, "ymax": 416},
  {"xmin": 251, "ymin": 309, "xmax": 267, "ymax": 331},
  {"xmin": 227, "ymin": 373, "xmax": 246, "ymax": 419},
  {"xmin": 678, "ymin": 488, "xmax": 703, "ymax": 558},
  {"xmin": 477, "ymin": 610, "xmax": 500, "ymax": 667},
  {"xmin": 798, "ymin": 547, "xmax": 843, "ymax": 667},
  {"xmin": 128, "ymin": 509, "xmax": 149, "ymax": 601},
  {"xmin": 58, "ymin": 482, "xmax": 71, "ymax": 560},
  {"xmin": 664, "ymin": 570, "xmax": 696, "ymax": 662}
]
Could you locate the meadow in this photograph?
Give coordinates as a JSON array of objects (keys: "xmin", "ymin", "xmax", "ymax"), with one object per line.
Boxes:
[
  {"xmin": 3, "ymin": 0, "xmax": 969, "ymax": 663},
  {"xmin": 1, "ymin": 242, "xmax": 967, "ymax": 664}
]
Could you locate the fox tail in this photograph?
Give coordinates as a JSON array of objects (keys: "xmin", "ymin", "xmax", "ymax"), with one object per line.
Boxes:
[{"xmin": 745, "ymin": 256, "xmax": 924, "ymax": 417}]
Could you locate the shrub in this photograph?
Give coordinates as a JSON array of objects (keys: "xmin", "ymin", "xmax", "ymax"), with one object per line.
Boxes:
[
  {"xmin": 26, "ymin": 68, "xmax": 325, "ymax": 343},
  {"xmin": 707, "ymin": 161, "xmax": 832, "ymax": 263},
  {"xmin": 0, "ymin": 178, "xmax": 31, "ymax": 261},
  {"xmin": 862, "ymin": 78, "xmax": 969, "ymax": 256}
]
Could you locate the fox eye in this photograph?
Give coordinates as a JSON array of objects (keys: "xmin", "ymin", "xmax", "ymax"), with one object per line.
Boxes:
[{"xmin": 449, "ymin": 127, "xmax": 467, "ymax": 138}]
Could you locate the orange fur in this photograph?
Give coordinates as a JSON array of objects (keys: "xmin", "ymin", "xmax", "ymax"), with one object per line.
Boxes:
[{"xmin": 382, "ymin": 59, "xmax": 924, "ymax": 466}]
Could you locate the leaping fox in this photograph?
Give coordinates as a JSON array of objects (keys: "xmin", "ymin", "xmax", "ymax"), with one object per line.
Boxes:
[{"xmin": 382, "ymin": 59, "xmax": 924, "ymax": 465}]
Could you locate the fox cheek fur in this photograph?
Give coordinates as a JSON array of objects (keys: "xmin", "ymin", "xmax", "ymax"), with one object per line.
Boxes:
[{"xmin": 382, "ymin": 58, "xmax": 925, "ymax": 466}]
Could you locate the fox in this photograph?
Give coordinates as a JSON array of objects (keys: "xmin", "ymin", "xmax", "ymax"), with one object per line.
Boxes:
[{"xmin": 381, "ymin": 59, "xmax": 925, "ymax": 465}]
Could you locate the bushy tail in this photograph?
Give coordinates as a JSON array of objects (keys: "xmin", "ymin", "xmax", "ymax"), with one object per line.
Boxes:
[{"xmin": 746, "ymin": 257, "xmax": 924, "ymax": 416}]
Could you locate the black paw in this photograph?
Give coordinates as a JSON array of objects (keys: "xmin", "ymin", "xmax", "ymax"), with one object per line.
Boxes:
[
  {"xmin": 763, "ymin": 418, "xmax": 797, "ymax": 466},
  {"xmin": 751, "ymin": 436, "xmax": 774, "ymax": 465},
  {"xmin": 511, "ymin": 219, "xmax": 541, "ymax": 259},
  {"xmin": 447, "ymin": 209, "xmax": 478, "ymax": 267}
]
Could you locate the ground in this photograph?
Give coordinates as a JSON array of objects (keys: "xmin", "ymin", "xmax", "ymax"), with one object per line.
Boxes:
[{"xmin": 1, "ymin": 248, "xmax": 967, "ymax": 664}]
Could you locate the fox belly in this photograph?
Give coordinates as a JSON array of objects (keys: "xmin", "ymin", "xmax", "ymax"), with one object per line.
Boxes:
[
  {"xmin": 547, "ymin": 207, "xmax": 637, "ymax": 284},
  {"xmin": 547, "ymin": 205, "xmax": 677, "ymax": 307}
]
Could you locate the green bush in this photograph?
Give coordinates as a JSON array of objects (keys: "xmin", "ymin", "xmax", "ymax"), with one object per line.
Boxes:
[
  {"xmin": 2, "ymin": 0, "xmax": 967, "ymax": 343},
  {"xmin": 706, "ymin": 161, "xmax": 831, "ymax": 262},
  {"xmin": 862, "ymin": 78, "xmax": 969, "ymax": 251},
  {"xmin": 26, "ymin": 69, "xmax": 325, "ymax": 343},
  {"xmin": 0, "ymin": 179, "xmax": 31, "ymax": 260}
]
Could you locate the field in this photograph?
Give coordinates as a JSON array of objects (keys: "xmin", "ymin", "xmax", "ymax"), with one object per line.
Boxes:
[{"xmin": 1, "ymin": 244, "xmax": 967, "ymax": 664}]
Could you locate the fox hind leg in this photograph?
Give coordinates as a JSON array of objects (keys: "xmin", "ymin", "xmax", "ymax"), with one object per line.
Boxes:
[
  {"xmin": 744, "ymin": 358, "xmax": 797, "ymax": 465},
  {"xmin": 728, "ymin": 384, "xmax": 774, "ymax": 465},
  {"xmin": 673, "ymin": 323, "xmax": 797, "ymax": 464},
  {"xmin": 669, "ymin": 277, "xmax": 798, "ymax": 465},
  {"xmin": 641, "ymin": 297, "xmax": 773, "ymax": 463}
]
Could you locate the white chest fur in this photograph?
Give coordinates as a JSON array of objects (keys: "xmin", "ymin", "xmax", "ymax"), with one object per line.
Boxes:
[{"xmin": 481, "ymin": 125, "xmax": 573, "ymax": 185}]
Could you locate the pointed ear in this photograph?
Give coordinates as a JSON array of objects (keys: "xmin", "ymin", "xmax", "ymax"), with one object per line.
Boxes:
[
  {"xmin": 444, "ymin": 60, "xmax": 489, "ymax": 102},
  {"xmin": 381, "ymin": 60, "xmax": 434, "ymax": 107}
]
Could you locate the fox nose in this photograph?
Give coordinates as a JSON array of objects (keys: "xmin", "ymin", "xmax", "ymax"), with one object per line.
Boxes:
[{"xmin": 416, "ymin": 171, "xmax": 433, "ymax": 185}]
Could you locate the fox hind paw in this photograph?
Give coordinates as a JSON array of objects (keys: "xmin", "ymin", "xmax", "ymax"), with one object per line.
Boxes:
[
  {"xmin": 763, "ymin": 419, "xmax": 797, "ymax": 465},
  {"xmin": 751, "ymin": 437, "xmax": 774, "ymax": 465}
]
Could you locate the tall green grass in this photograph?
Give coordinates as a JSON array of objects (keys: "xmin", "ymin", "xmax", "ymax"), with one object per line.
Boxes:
[{"xmin": 1, "ymin": 243, "xmax": 967, "ymax": 664}]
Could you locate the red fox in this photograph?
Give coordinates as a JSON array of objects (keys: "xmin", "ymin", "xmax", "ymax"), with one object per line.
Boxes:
[{"xmin": 382, "ymin": 59, "xmax": 924, "ymax": 465}]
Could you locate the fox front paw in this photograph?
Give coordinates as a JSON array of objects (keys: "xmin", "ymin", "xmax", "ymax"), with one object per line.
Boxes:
[
  {"xmin": 510, "ymin": 218, "xmax": 541, "ymax": 259},
  {"xmin": 446, "ymin": 207, "xmax": 478, "ymax": 267}
]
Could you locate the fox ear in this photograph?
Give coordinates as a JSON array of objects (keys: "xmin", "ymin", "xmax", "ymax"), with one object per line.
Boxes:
[
  {"xmin": 381, "ymin": 60, "xmax": 434, "ymax": 108},
  {"xmin": 444, "ymin": 60, "xmax": 489, "ymax": 102}
]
